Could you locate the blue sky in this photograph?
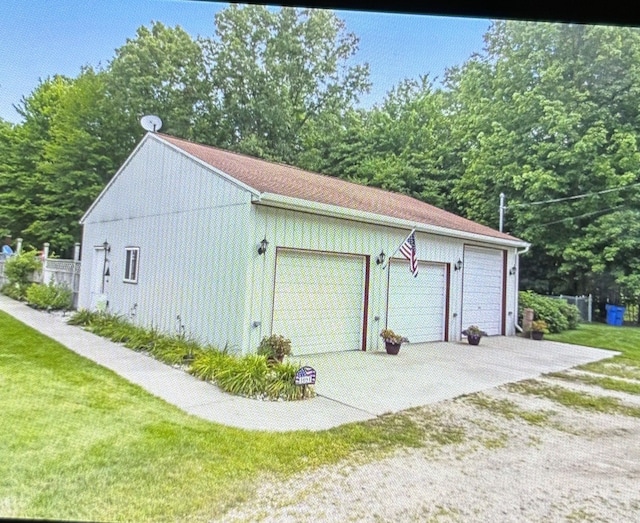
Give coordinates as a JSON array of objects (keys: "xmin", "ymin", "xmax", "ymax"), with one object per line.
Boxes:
[{"xmin": 0, "ymin": 0, "xmax": 492, "ymax": 124}]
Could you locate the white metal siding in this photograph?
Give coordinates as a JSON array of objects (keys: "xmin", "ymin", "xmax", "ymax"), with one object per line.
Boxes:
[
  {"xmin": 249, "ymin": 206, "xmax": 472, "ymax": 351},
  {"xmin": 272, "ymin": 249, "xmax": 365, "ymax": 355},
  {"xmin": 78, "ymin": 138, "xmax": 253, "ymax": 351},
  {"xmin": 388, "ymin": 260, "xmax": 446, "ymax": 343},
  {"xmin": 462, "ymin": 246, "xmax": 504, "ymax": 336}
]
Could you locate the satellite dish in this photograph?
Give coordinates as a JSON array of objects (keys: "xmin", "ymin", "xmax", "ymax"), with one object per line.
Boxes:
[{"xmin": 140, "ymin": 115, "xmax": 163, "ymax": 132}]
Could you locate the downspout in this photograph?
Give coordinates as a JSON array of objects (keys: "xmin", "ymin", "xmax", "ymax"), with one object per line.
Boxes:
[{"xmin": 514, "ymin": 244, "xmax": 531, "ymax": 333}]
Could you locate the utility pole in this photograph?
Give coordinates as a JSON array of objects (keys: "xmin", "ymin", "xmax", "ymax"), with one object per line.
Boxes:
[{"xmin": 499, "ymin": 192, "xmax": 506, "ymax": 232}]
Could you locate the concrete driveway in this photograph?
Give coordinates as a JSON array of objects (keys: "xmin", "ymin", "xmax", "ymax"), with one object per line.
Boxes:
[
  {"xmin": 297, "ymin": 337, "xmax": 618, "ymax": 416},
  {"xmin": 1, "ymin": 294, "xmax": 618, "ymax": 430}
]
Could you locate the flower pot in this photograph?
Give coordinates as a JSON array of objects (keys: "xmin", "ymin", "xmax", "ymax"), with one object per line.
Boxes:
[
  {"xmin": 385, "ymin": 342, "xmax": 401, "ymax": 355},
  {"xmin": 467, "ymin": 334, "xmax": 481, "ymax": 346},
  {"xmin": 531, "ymin": 331, "xmax": 544, "ymax": 340}
]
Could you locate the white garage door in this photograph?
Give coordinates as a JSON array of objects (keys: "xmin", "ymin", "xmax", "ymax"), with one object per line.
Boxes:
[
  {"xmin": 272, "ymin": 249, "xmax": 366, "ymax": 356},
  {"xmin": 387, "ymin": 260, "xmax": 447, "ymax": 343},
  {"xmin": 462, "ymin": 246, "xmax": 504, "ymax": 336}
]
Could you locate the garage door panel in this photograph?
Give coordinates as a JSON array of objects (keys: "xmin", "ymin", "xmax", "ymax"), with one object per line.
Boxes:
[
  {"xmin": 387, "ymin": 261, "xmax": 446, "ymax": 343},
  {"xmin": 462, "ymin": 246, "xmax": 504, "ymax": 336},
  {"xmin": 272, "ymin": 250, "xmax": 365, "ymax": 356}
]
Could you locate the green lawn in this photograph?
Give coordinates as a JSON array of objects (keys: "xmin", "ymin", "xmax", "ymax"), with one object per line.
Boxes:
[
  {"xmin": 0, "ymin": 311, "xmax": 423, "ymax": 522},
  {"xmin": 546, "ymin": 322, "xmax": 640, "ymax": 377}
]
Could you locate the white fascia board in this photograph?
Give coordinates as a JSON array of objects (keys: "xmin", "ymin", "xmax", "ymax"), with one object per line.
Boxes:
[
  {"xmin": 154, "ymin": 134, "xmax": 261, "ymax": 198},
  {"xmin": 256, "ymin": 192, "xmax": 531, "ymax": 249},
  {"xmin": 80, "ymin": 133, "xmax": 153, "ymax": 224}
]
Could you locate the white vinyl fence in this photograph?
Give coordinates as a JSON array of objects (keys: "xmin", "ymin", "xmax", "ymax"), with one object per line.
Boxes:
[{"xmin": 1, "ymin": 240, "xmax": 82, "ymax": 308}]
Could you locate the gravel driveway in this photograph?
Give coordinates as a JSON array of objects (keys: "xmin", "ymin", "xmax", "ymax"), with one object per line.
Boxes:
[{"xmin": 219, "ymin": 362, "xmax": 640, "ymax": 522}]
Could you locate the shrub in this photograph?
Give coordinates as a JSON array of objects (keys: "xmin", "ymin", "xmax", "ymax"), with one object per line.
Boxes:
[
  {"xmin": 84, "ymin": 312, "xmax": 134, "ymax": 341},
  {"xmin": 123, "ymin": 326, "xmax": 163, "ymax": 352},
  {"xmin": 265, "ymin": 361, "xmax": 315, "ymax": 400},
  {"xmin": 151, "ymin": 336, "xmax": 204, "ymax": 366},
  {"xmin": 558, "ymin": 301, "xmax": 581, "ymax": 330},
  {"xmin": 2, "ymin": 250, "xmax": 41, "ymax": 299},
  {"xmin": 518, "ymin": 291, "xmax": 580, "ymax": 333},
  {"xmin": 215, "ymin": 355, "xmax": 269, "ymax": 398},
  {"xmin": 257, "ymin": 334, "xmax": 292, "ymax": 364},
  {"xmin": 68, "ymin": 308, "xmax": 99, "ymax": 326},
  {"xmin": 65, "ymin": 310, "xmax": 315, "ymax": 401},
  {"xmin": 25, "ymin": 280, "xmax": 73, "ymax": 310},
  {"xmin": 1, "ymin": 282, "xmax": 33, "ymax": 301},
  {"xmin": 189, "ymin": 348, "xmax": 234, "ymax": 381}
]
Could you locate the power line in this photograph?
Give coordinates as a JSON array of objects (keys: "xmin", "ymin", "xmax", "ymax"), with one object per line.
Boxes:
[
  {"xmin": 536, "ymin": 204, "xmax": 627, "ymax": 227},
  {"xmin": 508, "ymin": 182, "xmax": 640, "ymax": 208}
]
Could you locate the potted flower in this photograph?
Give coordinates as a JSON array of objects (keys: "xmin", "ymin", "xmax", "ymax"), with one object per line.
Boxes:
[
  {"xmin": 380, "ymin": 328, "xmax": 409, "ymax": 355},
  {"xmin": 530, "ymin": 319, "xmax": 549, "ymax": 341},
  {"xmin": 461, "ymin": 325, "xmax": 488, "ymax": 346}
]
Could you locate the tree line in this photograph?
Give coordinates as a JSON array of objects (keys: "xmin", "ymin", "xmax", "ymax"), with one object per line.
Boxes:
[{"xmin": 1, "ymin": 6, "xmax": 639, "ymax": 305}]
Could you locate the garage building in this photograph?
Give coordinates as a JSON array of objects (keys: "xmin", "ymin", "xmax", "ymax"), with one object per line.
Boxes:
[{"xmin": 78, "ymin": 133, "xmax": 529, "ymax": 355}]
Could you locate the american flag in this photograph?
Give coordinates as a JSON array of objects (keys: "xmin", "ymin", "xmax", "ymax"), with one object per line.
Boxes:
[{"xmin": 399, "ymin": 231, "xmax": 418, "ymax": 277}]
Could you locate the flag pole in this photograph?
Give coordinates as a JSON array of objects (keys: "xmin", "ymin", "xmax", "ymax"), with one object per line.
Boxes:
[{"xmin": 381, "ymin": 228, "xmax": 415, "ymax": 270}]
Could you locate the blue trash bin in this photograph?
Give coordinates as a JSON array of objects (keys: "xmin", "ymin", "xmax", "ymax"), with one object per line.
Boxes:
[{"xmin": 605, "ymin": 304, "xmax": 625, "ymax": 326}]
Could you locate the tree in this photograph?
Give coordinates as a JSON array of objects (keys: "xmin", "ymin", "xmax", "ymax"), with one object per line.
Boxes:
[
  {"xmin": 0, "ymin": 76, "xmax": 73, "ymax": 251},
  {"xmin": 445, "ymin": 21, "xmax": 640, "ymax": 295},
  {"xmin": 301, "ymin": 77, "xmax": 455, "ymax": 208},
  {"xmin": 104, "ymin": 21, "xmax": 210, "ymax": 156},
  {"xmin": 0, "ymin": 71, "xmax": 117, "ymax": 254},
  {"xmin": 202, "ymin": 5, "xmax": 370, "ymax": 164},
  {"xmin": 30, "ymin": 68, "xmax": 116, "ymax": 252}
]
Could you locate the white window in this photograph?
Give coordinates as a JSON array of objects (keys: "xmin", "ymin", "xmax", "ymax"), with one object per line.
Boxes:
[{"xmin": 124, "ymin": 247, "xmax": 140, "ymax": 283}]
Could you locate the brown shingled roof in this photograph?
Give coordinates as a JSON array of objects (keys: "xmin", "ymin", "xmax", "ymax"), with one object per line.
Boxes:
[{"xmin": 158, "ymin": 133, "xmax": 522, "ymax": 243}]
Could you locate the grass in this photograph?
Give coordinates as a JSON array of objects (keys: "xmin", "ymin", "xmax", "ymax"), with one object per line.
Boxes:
[
  {"xmin": 0, "ymin": 310, "xmax": 425, "ymax": 522},
  {"xmin": 466, "ymin": 395, "xmax": 553, "ymax": 426},
  {"xmin": 505, "ymin": 380, "xmax": 640, "ymax": 418},
  {"xmin": 547, "ymin": 322, "xmax": 640, "ymax": 379},
  {"xmin": 546, "ymin": 322, "xmax": 640, "ymax": 363},
  {"xmin": 546, "ymin": 371, "xmax": 640, "ymax": 395}
]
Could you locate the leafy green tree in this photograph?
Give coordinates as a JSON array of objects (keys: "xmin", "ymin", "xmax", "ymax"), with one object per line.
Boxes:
[
  {"xmin": 104, "ymin": 21, "xmax": 210, "ymax": 155},
  {"xmin": 445, "ymin": 21, "xmax": 640, "ymax": 295},
  {"xmin": 1, "ymin": 76, "xmax": 73, "ymax": 250},
  {"xmin": 202, "ymin": 5, "xmax": 370, "ymax": 164},
  {"xmin": 30, "ymin": 68, "xmax": 116, "ymax": 252},
  {"xmin": 302, "ymin": 77, "xmax": 454, "ymax": 208}
]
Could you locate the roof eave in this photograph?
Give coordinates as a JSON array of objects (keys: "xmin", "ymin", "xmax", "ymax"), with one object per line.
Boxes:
[{"xmin": 256, "ymin": 192, "xmax": 530, "ymax": 249}]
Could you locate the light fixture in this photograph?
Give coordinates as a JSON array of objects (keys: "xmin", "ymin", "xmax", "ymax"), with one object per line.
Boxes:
[
  {"xmin": 258, "ymin": 237, "xmax": 269, "ymax": 255},
  {"xmin": 375, "ymin": 250, "xmax": 386, "ymax": 265},
  {"xmin": 101, "ymin": 240, "xmax": 111, "ymax": 293},
  {"xmin": 509, "ymin": 265, "xmax": 517, "ymax": 276},
  {"xmin": 454, "ymin": 259, "xmax": 463, "ymax": 271}
]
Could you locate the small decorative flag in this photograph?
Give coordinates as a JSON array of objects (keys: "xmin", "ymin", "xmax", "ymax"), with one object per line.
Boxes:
[{"xmin": 399, "ymin": 231, "xmax": 418, "ymax": 277}]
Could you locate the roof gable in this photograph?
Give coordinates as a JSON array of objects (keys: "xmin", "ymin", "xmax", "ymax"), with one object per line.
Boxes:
[{"xmin": 155, "ymin": 133, "xmax": 522, "ymax": 243}]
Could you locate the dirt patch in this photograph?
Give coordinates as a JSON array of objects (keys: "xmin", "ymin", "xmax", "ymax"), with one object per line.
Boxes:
[{"xmin": 218, "ymin": 368, "xmax": 640, "ymax": 522}]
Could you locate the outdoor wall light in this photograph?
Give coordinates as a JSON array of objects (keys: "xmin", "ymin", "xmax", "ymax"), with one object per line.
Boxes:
[
  {"xmin": 375, "ymin": 250, "xmax": 386, "ymax": 265},
  {"xmin": 454, "ymin": 259, "xmax": 463, "ymax": 271},
  {"xmin": 101, "ymin": 240, "xmax": 111, "ymax": 293},
  {"xmin": 258, "ymin": 237, "xmax": 269, "ymax": 255},
  {"xmin": 509, "ymin": 265, "xmax": 517, "ymax": 276}
]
